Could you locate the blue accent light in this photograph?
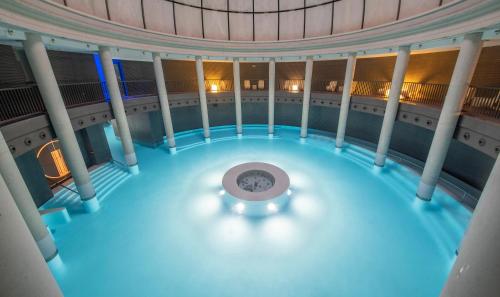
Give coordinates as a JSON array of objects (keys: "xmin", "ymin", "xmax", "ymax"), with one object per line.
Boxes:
[
  {"xmin": 93, "ymin": 53, "xmax": 110, "ymax": 101},
  {"xmin": 113, "ymin": 59, "xmax": 128, "ymax": 97}
]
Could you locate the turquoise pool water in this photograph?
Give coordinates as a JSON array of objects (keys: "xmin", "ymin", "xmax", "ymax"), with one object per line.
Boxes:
[{"xmin": 46, "ymin": 125, "xmax": 471, "ymax": 297}]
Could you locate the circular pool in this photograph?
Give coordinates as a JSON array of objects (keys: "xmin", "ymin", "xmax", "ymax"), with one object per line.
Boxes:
[{"xmin": 48, "ymin": 125, "xmax": 471, "ymax": 297}]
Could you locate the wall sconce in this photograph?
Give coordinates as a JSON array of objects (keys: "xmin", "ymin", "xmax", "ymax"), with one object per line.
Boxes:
[{"xmin": 291, "ymin": 85, "xmax": 299, "ymax": 92}]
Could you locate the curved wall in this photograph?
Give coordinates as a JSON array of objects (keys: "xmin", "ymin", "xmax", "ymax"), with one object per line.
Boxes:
[{"xmin": 51, "ymin": 0, "xmax": 455, "ymax": 41}]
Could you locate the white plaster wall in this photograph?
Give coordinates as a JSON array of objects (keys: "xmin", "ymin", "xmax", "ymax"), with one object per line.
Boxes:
[
  {"xmin": 305, "ymin": 2, "xmax": 333, "ymax": 38},
  {"xmin": 229, "ymin": 13, "xmax": 253, "ymax": 41},
  {"xmin": 108, "ymin": 0, "xmax": 144, "ymax": 28},
  {"xmin": 255, "ymin": 0, "xmax": 278, "ymax": 41},
  {"xmin": 143, "ymin": 0, "xmax": 175, "ymax": 34},
  {"xmin": 203, "ymin": 10, "xmax": 228, "ymax": 40},
  {"xmin": 363, "ymin": 0, "xmax": 399, "ymax": 28},
  {"xmin": 333, "ymin": 0, "xmax": 364, "ymax": 34},
  {"xmin": 66, "ymin": 0, "xmax": 108, "ymax": 20},
  {"xmin": 255, "ymin": 13, "xmax": 278, "ymax": 41},
  {"xmin": 203, "ymin": 0, "xmax": 228, "ymax": 40},
  {"xmin": 399, "ymin": 0, "xmax": 440, "ymax": 20},
  {"xmin": 175, "ymin": 1, "xmax": 203, "ymax": 38}
]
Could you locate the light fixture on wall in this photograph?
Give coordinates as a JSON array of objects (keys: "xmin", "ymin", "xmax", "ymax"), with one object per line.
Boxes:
[
  {"xmin": 211, "ymin": 84, "xmax": 218, "ymax": 93},
  {"xmin": 291, "ymin": 84, "xmax": 299, "ymax": 92}
]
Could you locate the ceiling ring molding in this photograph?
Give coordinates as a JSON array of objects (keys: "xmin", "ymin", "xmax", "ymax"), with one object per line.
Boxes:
[{"xmin": 0, "ymin": 0, "xmax": 499, "ymax": 60}]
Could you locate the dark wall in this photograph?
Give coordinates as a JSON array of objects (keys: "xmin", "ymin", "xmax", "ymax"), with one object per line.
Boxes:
[
  {"xmin": 171, "ymin": 105, "xmax": 203, "ymax": 133},
  {"xmin": 82, "ymin": 123, "xmax": 112, "ymax": 164},
  {"xmin": 127, "ymin": 111, "xmax": 165, "ymax": 147},
  {"xmin": 276, "ymin": 62, "xmax": 306, "ymax": 80},
  {"xmin": 242, "ymin": 102, "xmax": 267, "ymax": 124},
  {"xmin": 48, "ymin": 51, "xmax": 99, "ymax": 83},
  {"xmin": 15, "ymin": 150, "xmax": 53, "ymax": 207},
  {"xmin": 240, "ymin": 63, "xmax": 268, "ymax": 81},
  {"xmin": 167, "ymin": 102, "xmax": 494, "ymax": 190},
  {"xmin": 121, "ymin": 60, "xmax": 155, "ymax": 81},
  {"xmin": 0, "ymin": 45, "xmax": 30, "ymax": 87}
]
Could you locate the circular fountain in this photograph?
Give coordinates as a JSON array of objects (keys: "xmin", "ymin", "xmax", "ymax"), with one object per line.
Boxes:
[{"xmin": 222, "ymin": 162, "xmax": 291, "ymax": 216}]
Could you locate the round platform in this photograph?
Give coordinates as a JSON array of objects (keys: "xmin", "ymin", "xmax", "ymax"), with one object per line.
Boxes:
[{"xmin": 222, "ymin": 162, "xmax": 290, "ymax": 216}]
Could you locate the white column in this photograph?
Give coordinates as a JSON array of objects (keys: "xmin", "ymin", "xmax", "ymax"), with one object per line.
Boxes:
[
  {"xmin": 152, "ymin": 53, "xmax": 176, "ymax": 154},
  {"xmin": 23, "ymin": 33, "xmax": 99, "ymax": 212},
  {"xmin": 417, "ymin": 33, "xmax": 483, "ymax": 200},
  {"xmin": 268, "ymin": 59, "xmax": 276, "ymax": 135},
  {"xmin": 336, "ymin": 53, "xmax": 357, "ymax": 148},
  {"xmin": 440, "ymin": 154, "xmax": 500, "ymax": 297},
  {"xmin": 195, "ymin": 56, "xmax": 211, "ymax": 141},
  {"xmin": 233, "ymin": 58, "xmax": 243, "ymax": 135},
  {"xmin": 0, "ymin": 173, "xmax": 63, "ymax": 297},
  {"xmin": 99, "ymin": 46, "xmax": 139, "ymax": 175},
  {"xmin": 375, "ymin": 45, "xmax": 411, "ymax": 166},
  {"xmin": 300, "ymin": 57, "xmax": 314, "ymax": 138},
  {"xmin": 0, "ymin": 130, "xmax": 57, "ymax": 260}
]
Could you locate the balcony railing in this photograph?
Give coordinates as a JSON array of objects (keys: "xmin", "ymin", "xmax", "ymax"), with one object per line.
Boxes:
[
  {"xmin": 1, "ymin": 80, "xmax": 499, "ymax": 126},
  {"xmin": 59, "ymin": 82, "xmax": 107, "ymax": 107},
  {"xmin": 0, "ymin": 85, "xmax": 45, "ymax": 124}
]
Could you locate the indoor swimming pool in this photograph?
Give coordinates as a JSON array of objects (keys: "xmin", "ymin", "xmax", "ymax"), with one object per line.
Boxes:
[{"xmin": 45, "ymin": 125, "xmax": 471, "ymax": 297}]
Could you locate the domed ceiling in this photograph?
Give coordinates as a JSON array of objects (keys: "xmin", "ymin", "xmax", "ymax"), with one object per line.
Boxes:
[{"xmin": 52, "ymin": 0, "xmax": 455, "ymax": 41}]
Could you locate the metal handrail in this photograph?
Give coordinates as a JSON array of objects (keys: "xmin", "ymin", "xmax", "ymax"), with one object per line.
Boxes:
[{"xmin": 1, "ymin": 81, "xmax": 499, "ymax": 125}]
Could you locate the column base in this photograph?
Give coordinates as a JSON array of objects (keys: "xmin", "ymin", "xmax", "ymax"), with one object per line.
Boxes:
[
  {"xmin": 300, "ymin": 137, "xmax": 307, "ymax": 143},
  {"xmin": 82, "ymin": 196, "xmax": 100, "ymax": 213},
  {"xmin": 335, "ymin": 139, "xmax": 344, "ymax": 149},
  {"xmin": 125, "ymin": 153, "xmax": 137, "ymax": 166},
  {"xmin": 237, "ymin": 133, "xmax": 243, "ymax": 139},
  {"xmin": 374, "ymin": 153, "xmax": 386, "ymax": 167},
  {"xmin": 416, "ymin": 181, "xmax": 435, "ymax": 201},
  {"xmin": 204, "ymin": 137, "xmax": 211, "ymax": 143},
  {"xmin": 128, "ymin": 164, "xmax": 140, "ymax": 175},
  {"xmin": 36, "ymin": 233, "xmax": 58, "ymax": 262},
  {"xmin": 169, "ymin": 147, "xmax": 177, "ymax": 154},
  {"xmin": 268, "ymin": 133, "xmax": 274, "ymax": 139}
]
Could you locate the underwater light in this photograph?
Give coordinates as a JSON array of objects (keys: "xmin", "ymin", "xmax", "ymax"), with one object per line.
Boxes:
[
  {"xmin": 234, "ymin": 202, "xmax": 245, "ymax": 214},
  {"xmin": 267, "ymin": 203, "xmax": 278, "ymax": 213}
]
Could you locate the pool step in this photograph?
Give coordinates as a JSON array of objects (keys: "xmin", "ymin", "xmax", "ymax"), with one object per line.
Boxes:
[{"xmin": 41, "ymin": 162, "xmax": 131, "ymax": 213}]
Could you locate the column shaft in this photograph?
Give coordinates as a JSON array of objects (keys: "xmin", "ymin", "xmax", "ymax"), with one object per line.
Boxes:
[
  {"xmin": 440, "ymin": 154, "xmax": 500, "ymax": 297},
  {"xmin": 0, "ymin": 174, "xmax": 63, "ymax": 297},
  {"xmin": 336, "ymin": 53, "xmax": 357, "ymax": 148},
  {"xmin": 300, "ymin": 58, "xmax": 314, "ymax": 138},
  {"xmin": 195, "ymin": 57, "xmax": 211, "ymax": 140},
  {"xmin": 268, "ymin": 59, "xmax": 276, "ymax": 135},
  {"xmin": 152, "ymin": 53, "xmax": 176, "ymax": 152},
  {"xmin": 23, "ymin": 33, "xmax": 98, "ymax": 212},
  {"xmin": 417, "ymin": 33, "xmax": 483, "ymax": 200},
  {"xmin": 0, "ymin": 130, "xmax": 57, "ymax": 260},
  {"xmin": 99, "ymin": 46, "xmax": 139, "ymax": 174},
  {"xmin": 375, "ymin": 46, "xmax": 411, "ymax": 166},
  {"xmin": 233, "ymin": 58, "xmax": 243, "ymax": 135}
]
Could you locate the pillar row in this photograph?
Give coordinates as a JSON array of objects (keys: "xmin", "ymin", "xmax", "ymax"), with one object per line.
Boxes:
[
  {"xmin": 195, "ymin": 56, "xmax": 211, "ymax": 141},
  {"xmin": 99, "ymin": 46, "xmax": 139, "ymax": 175},
  {"xmin": 417, "ymin": 32, "xmax": 483, "ymax": 200},
  {"xmin": 336, "ymin": 52, "xmax": 357, "ymax": 148},
  {"xmin": 0, "ymin": 130, "xmax": 57, "ymax": 261},
  {"xmin": 268, "ymin": 59, "xmax": 276, "ymax": 135},
  {"xmin": 233, "ymin": 58, "xmax": 243, "ymax": 135},
  {"xmin": 0, "ymin": 174, "xmax": 63, "ymax": 297},
  {"xmin": 23, "ymin": 33, "xmax": 99, "ymax": 212},
  {"xmin": 375, "ymin": 45, "xmax": 411, "ymax": 167},
  {"xmin": 152, "ymin": 52, "xmax": 176, "ymax": 154}
]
